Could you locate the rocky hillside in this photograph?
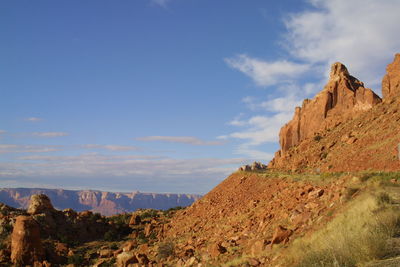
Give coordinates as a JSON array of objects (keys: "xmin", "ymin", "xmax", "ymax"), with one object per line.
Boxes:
[
  {"xmin": 0, "ymin": 188, "xmax": 201, "ymax": 216},
  {"xmin": 269, "ymin": 53, "xmax": 400, "ymax": 172}
]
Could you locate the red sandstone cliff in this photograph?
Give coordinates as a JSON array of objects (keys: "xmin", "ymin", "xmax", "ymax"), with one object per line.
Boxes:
[
  {"xmin": 269, "ymin": 54, "xmax": 400, "ymax": 172},
  {"xmin": 279, "ymin": 62, "xmax": 381, "ymax": 154},
  {"xmin": 382, "ymin": 53, "xmax": 400, "ymax": 99}
]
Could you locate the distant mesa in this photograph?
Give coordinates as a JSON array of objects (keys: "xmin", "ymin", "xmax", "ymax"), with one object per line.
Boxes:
[{"xmin": 0, "ymin": 188, "xmax": 201, "ymax": 216}]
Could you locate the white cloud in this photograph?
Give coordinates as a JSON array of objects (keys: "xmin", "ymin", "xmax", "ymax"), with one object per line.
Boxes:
[
  {"xmin": 0, "ymin": 130, "xmax": 6, "ymax": 134},
  {"xmin": 150, "ymin": 0, "xmax": 170, "ymax": 8},
  {"xmin": 284, "ymin": 0, "xmax": 400, "ymax": 87},
  {"xmin": 0, "ymin": 144, "xmax": 61, "ymax": 154},
  {"xmin": 25, "ymin": 117, "xmax": 43, "ymax": 122},
  {"xmin": 32, "ymin": 132, "xmax": 69, "ymax": 137},
  {"xmin": 82, "ymin": 144, "xmax": 139, "ymax": 151},
  {"xmin": 225, "ymin": 54, "xmax": 309, "ymax": 87},
  {"xmin": 227, "ymin": 113, "xmax": 293, "ymax": 146},
  {"xmin": 1, "ymin": 153, "xmax": 246, "ymax": 181},
  {"xmin": 137, "ymin": 136, "xmax": 225, "ymax": 146},
  {"xmin": 224, "ymin": 0, "xmax": 400, "ymax": 159}
]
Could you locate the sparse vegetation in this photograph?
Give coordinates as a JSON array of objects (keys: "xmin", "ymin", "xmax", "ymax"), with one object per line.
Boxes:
[
  {"xmin": 313, "ymin": 135, "xmax": 322, "ymax": 142},
  {"xmin": 285, "ymin": 189, "xmax": 400, "ymax": 267},
  {"xmin": 157, "ymin": 241, "xmax": 175, "ymax": 259}
]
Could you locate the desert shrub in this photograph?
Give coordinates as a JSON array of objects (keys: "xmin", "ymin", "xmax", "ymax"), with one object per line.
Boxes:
[
  {"xmin": 157, "ymin": 241, "xmax": 175, "ymax": 259},
  {"xmin": 361, "ymin": 172, "xmax": 400, "ymax": 186},
  {"xmin": 99, "ymin": 258, "xmax": 116, "ymax": 267},
  {"xmin": 140, "ymin": 209, "xmax": 159, "ymax": 220},
  {"xmin": 107, "ymin": 213, "xmax": 131, "ymax": 225},
  {"xmin": 313, "ymin": 135, "xmax": 322, "ymax": 142},
  {"xmin": 137, "ymin": 231, "xmax": 148, "ymax": 244},
  {"xmin": 376, "ymin": 192, "xmax": 392, "ymax": 206},
  {"xmin": 342, "ymin": 187, "xmax": 359, "ymax": 201},
  {"xmin": 68, "ymin": 253, "xmax": 84, "ymax": 266}
]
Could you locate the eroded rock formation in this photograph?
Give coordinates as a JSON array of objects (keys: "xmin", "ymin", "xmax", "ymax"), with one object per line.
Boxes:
[
  {"xmin": 278, "ymin": 62, "xmax": 381, "ymax": 154},
  {"xmin": 11, "ymin": 215, "xmax": 44, "ymax": 266},
  {"xmin": 27, "ymin": 194, "xmax": 54, "ymax": 215},
  {"xmin": 382, "ymin": 53, "xmax": 400, "ymax": 99}
]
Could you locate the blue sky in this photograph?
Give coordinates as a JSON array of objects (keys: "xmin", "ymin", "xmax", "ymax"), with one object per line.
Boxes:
[{"xmin": 1, "ymin": 0, "xmax": 400, "ymax": 194}]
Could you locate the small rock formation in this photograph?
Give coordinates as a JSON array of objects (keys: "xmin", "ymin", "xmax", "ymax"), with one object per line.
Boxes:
[
  {"xmin": 382, "ymin": 53, "xmax": 400, "ymax": 99},
  {"xmin": 279, "ymin": 62, "xmax": 381, "ymax": 153},
  {"xmin": 129, "ymin": 214, "xmax": 141, "ymax": 226},
  {"xmin": 27, "ymin": 194, "xmax": 54, "ymax": 215},
  {"xmin": 238, "ymin": 162, "xmax": 267, "ymax": 171},
  {"xmin": 270, "ymin": 225, "xmax": 293, "ymax": 248},
  {"xmin": 11, "ymin": 215, "xmax": 44, "ymax": 266}
]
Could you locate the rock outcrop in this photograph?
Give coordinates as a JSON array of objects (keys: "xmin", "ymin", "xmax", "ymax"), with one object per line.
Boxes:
[
  {"xmin": 382, "ymin": 53, "xmax": 400, "ymax": 99},
  {"xmin": 278, "ymin": 62, "xmax": 381, "ymax": 154},
  {"xmin": 27, "ymin": 194, "xmax": 54, "ymax": 215},
  {"xmin": 11, "ymin": 215, "xmax": 44, "ymax": 266},
  {"xmin": 269, "ymin": 53, "xmax": 400, "ymax": 172},
  {"xmin": 238, "ymin": 162, "xmax": 267, "ymax": 171}
]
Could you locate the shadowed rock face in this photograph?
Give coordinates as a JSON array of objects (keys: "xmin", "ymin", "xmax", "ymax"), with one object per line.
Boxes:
[
  {"xmin": 278, "ymin": 62, "xmax": 381, "ymax": 153},
  {"xmin": 0, "ymin": 188, "xmax": 201, "ymax": 216},
  {"xmin": 382, "ymin": 53, "xmax": 400, "ymax": 99},
  {"xmin": 11, "ymin": 215, "xmax": 44, "ymax": 266}
]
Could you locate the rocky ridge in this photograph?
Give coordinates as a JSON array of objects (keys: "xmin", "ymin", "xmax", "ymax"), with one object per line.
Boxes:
[{"xmin": 270, "ymin": 53, "xmax": 400, "ymax": 171}]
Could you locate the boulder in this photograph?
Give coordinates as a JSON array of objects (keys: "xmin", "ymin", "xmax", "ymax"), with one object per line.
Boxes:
[
  {"xmin": 270, "ymin": 225, "xmax": 293, "ymax": 248},
  {"xmin": 11, "ymin": 215, "xmax": 44, "ymax": 266},
  {"xmin": 116, "ymin": 251, "xmax": 138, "ymax": 267},
  {"xmin": 27, "ymin": 194, "xmax": 54, "ymax": 215},
  {"xmin": 382, "ymin": 53, "xmax": 400, "ymax": 99},
  {"xmin": 209, "ymin": 242, "xmax": 226, "ymax": 258},
  {"xmin": 129, "ymin": 214, "xmax": 141, "ymax": 226}
]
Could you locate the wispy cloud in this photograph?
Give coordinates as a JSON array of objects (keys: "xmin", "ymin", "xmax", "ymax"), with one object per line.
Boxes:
[
  {"xmin": 284, "ymin": 0, "xmax": 400, "ymax": 87},
  {"xmin": 150, "ymin": 0, "xmax": 171, "ymax": 8},
  {"xmin": 32, "ymin": 132, "xmax": 69, "ymax": 138},
  {"xmin": 0, "ymin": 154, "xmax": 247, "ymax": 193},
  {"xmin": 224, "ymin": 0, "xmax": 400, "ymax": 160},
  {"xmin": 0, "ymin": 144, "xmax": 61, "ymax": 154},
  {"xmin": 225, "ymin": 55, "xmax": 309, "ymax": 87},
  {"xmin": 24, "ymin": 117, "xmax": 43, "ymax": 122},
  {"xmin": 82, "ymin": 144, "xmax": 139, "ymax": 151},
  {"xmin": 137, "ymin": 136, "xmax": 225, "ymax": 146},
  {"xmin": 0, "ymin": 130, "xmax": 6, "ymax": 134}
]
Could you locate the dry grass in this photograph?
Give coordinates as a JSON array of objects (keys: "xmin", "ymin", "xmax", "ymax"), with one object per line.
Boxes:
[{"xmin": 284, "ymin": 188, "xmax": 400, "ymax": 267}]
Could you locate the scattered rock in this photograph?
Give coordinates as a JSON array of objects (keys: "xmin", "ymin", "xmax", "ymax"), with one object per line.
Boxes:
[
  {"xmin": 99, "ymin": 249, "xmax": 113, "ymax": 258},
  {"xmin": 270, "ymin": 225, "xmax": 293, "ymax": 248},
  {"xmin": 239, "ymin": 162, "xmax": 267, "ymax": 171},
  {"xmin": 116, "ymin": 252, "xmax": 138, "ymax": 267},
  {"xmin": 209, "ymin": 243, "xmax": 227, "ymax": 257}
]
